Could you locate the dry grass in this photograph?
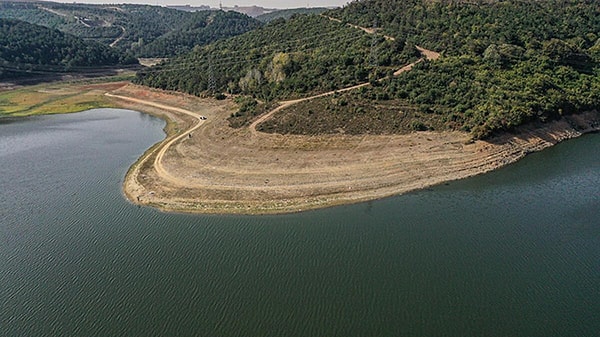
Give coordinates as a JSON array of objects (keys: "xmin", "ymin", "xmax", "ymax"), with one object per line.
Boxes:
[
  {"xmin": 4, "ymin": 79, "xmax": 597, "ymax": 215},
  {"xmin": 115, "ymin": 84, "xmax": 600, "ymax": 214},
  {"xmin": 0, "ymin": 82, "xmax": 127, "ymax": 117}
]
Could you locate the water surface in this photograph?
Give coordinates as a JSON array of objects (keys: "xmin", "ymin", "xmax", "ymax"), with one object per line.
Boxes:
[{"xmin": 1, "ymin": 109, "xmax": 598, "ymax": 337}]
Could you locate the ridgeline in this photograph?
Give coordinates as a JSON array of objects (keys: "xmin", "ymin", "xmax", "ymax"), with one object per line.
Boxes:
[
  {"xmin": 0, "ymin": 18, "xmax": 136, "ymax": 79},
  {"xmin": 136, "ymin": 0, "xmax": 600, "ymax": 140},
  {"xmin": 0, "ymin": 2, "xmax": 261, "ymax": 58}
]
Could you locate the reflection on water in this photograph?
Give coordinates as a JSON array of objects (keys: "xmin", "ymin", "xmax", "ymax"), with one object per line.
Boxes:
[{"xmin": 1, "ymin": 109, "xmax": 598, "ymax": 337}]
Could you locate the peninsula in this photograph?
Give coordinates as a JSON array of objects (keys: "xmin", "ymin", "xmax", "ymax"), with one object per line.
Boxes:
[
  {"xmin": 107, "ymin": 83, "xmax": 599, "ymax": 214},
  {"xmin": 3, "ymin": 0, "xmax": 599, "ymax": 214}
]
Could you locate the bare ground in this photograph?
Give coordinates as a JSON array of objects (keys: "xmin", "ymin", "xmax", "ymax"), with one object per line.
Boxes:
[{"xmin": 109, "ymin": 84, "xmax": 599, "ymax": 215}]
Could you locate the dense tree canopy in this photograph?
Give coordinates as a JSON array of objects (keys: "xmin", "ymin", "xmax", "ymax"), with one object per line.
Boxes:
[
  {"xmin": 330, "ymin": 0, "xmax": 600, "ymax": 56},
  {"xmin": 0, "ymin": 2, "xmax": 262, "ymax": 57},
  {"xmin": 0, "ymin": 18, "xmax": 136, "ymax": 79},
  {"xmin": 134, "ymin": 14, "xmax": 419, "ymax": 100},
  {"xmin": 322, "ymin": 0, "xmax": 600, "ymax": 138}
]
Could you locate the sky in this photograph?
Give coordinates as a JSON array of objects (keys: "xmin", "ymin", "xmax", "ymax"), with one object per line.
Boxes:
[{"xmin": 52, "ymin": 0, "xmax": 351, "ymax": 9}]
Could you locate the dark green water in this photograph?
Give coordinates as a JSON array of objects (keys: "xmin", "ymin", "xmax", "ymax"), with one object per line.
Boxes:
[{"xmin": 1, "ymin": 109, "xmax": 598, "ymax": 337}]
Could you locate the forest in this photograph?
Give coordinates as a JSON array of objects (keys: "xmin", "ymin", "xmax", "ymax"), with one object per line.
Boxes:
[
  {"xmin": 324, "ymin": 0, "xmax": 600, "ymax": 138},
  {"xmin": 0, "ymin": 2, "xmax": 261, "ymax": 58},
  {"xmin": 3, "ymin": 0, "xmax": 599, "ymax": 139},
  {"xmin": 135, "ymin": 0, "xmax": 600, "ymax": 138},
  {"xmin": 0, "ymin": 18, "xmax": 136, "ymax": 79},
  {"xmin": 134, "ymin": 14, "xmax": 419, "ymax": 100}
]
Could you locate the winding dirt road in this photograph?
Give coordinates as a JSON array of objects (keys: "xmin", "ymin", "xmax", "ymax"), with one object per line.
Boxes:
[
  {"xmin": 250, "ymin": 45, "xmax": 439, "ymax": 135},
  {"xmin": 105, "ymin": 92, "xmax": 206, "ymax": 186},
  {"xmin": 114, "ymin": 17, "xmax": 582, "ymax": 215},
  {"xmin": 249, "ymin": 83, "xmax": 370, "ymax": 136},
  {"xmin": 110, "ymin": 26, "xmax": 126, "ymax": 48}
]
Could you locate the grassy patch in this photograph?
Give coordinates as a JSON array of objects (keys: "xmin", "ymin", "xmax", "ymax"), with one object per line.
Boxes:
[
  {"xmin": 257, "ymin": 90, "xmax": 446, "ymax": 135},
  {"xmin": 0, "ymin": 84, "xmax": 112, "ymax": 117}
]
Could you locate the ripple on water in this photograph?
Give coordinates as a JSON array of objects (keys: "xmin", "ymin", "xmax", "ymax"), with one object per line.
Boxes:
[{"xmin": 0, "ymin": 112, "xmax": 598, "ymax": 337}]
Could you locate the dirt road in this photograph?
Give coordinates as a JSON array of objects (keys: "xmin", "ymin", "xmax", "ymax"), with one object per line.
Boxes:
[
  {"xmin": 110, "ymin": 84, "xmax": 599, "ymax": 214},
  {"xmin": 110, "ymin": 26, "xmax": 126, "ymax": 48},
  {"xmin": 105, "ymin": 92, "xmax": 206, "ymax": 186},
  {"xmin": 249, "ymin": 83, "xmax": 370, "ymax": 136},
  {"xmin": 250, "ymin": 45, "xmax": 439, "ymax": 135}
]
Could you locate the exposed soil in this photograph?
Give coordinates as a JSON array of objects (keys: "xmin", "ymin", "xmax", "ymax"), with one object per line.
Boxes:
[{"xmin": 109, "ymin": 83, "xmax": 599, "ymax": 215}]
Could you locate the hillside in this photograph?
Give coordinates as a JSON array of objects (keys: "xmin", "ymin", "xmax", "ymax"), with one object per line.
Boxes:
[
  {"xmin": 256, "ymin": 8, "xmax": 329, "ymax": 22},
  {"xmin": 136, "ymin": 10, "xmax": 263, "ymax": 57},
  {"xmin": 0, "ymin": 18, "xmax": 136, "ymax": 79},
  {"xmin": 134, "ymin": 14, "xmax": 419, "ymax": 106},
  {"xmin": 0, "ymin": 2, "xmax": 262, "ymax": 58},
  {"xmin": 323, "ymin": 0, "xmax": 600, "ymax": 138},
  {"xmin": 134, "ymin": 0, "xmax": 600, "ymax": 139}
]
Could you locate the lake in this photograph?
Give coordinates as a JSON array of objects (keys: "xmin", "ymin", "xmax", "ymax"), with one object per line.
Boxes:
[{"xmin": 1, "ymin": 109, "xmax": 598, "ymax": 337}]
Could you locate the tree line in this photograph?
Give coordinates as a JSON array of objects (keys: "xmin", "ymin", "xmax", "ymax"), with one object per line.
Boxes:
[
  {"xmin": 0, "ymin": 2, "xmax": 261, "ymax": 58},
  {"xmin": 0, "ymin": 18, "xmax": 136, "ymax": 79},
  {"xmin": 134, "ymin": 14, "xmax": 419, "ymax": 100}
]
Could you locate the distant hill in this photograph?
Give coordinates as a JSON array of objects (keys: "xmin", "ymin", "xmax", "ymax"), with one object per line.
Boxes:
[
  {"xmin": 256, "ymin": 8, "xmax": 329, "ymax": 23},
  {"xmin": 0, "ymin": 18, "xmax": 136, "ymax": 79},
  {"xmin": 222, "ymin": 5, "xmax": 277, "ymax": 18},
  {"xmin": 135, "ymin": 10, "xmax": 263, "ymax": 58},
  {"xmin": 167, "ymin": 5, "xmax": 211, "ymax": 12},
  {"xmin": 0, "ymin": 1, "xmax": 262, "ymax": 58}
]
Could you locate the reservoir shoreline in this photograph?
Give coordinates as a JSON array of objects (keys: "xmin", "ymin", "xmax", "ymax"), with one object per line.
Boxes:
[
  {"xmin": 108, "ymin": 85, "xmax": 600, "ymax": 215},
  {"xmin": 3, "ymin": 104, "xmax": 598, "ymax": 337},
  {"xmin": 2, "ymin": 81, "xmax": 598, "ymax": 215}
]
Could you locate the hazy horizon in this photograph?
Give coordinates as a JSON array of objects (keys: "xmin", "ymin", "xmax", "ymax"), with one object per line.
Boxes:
[{"xmin": 49, "ymin": 0, "xmax": 351, "ymax": 9}]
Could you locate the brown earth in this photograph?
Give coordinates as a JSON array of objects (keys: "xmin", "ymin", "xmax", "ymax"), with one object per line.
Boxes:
[{"xmin": 107, "ymin": 83, "xmax": 599, "ymax": 215}]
